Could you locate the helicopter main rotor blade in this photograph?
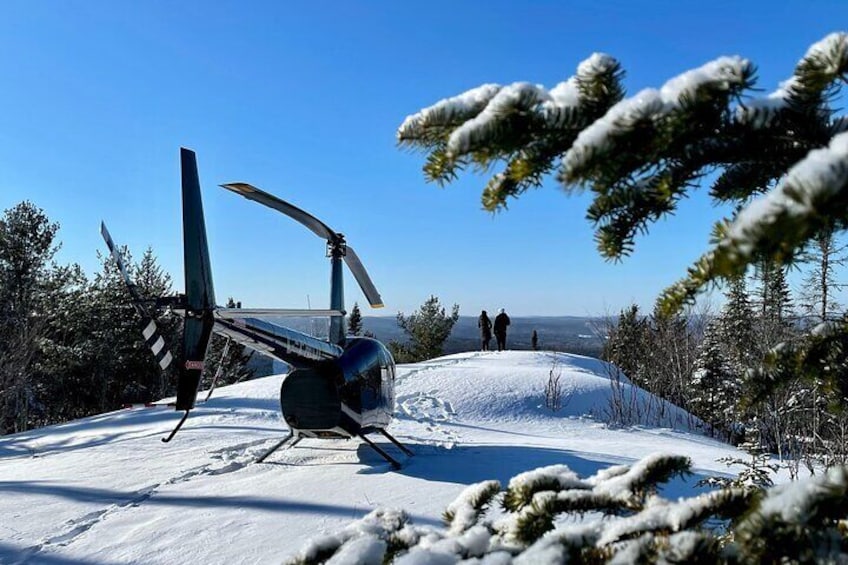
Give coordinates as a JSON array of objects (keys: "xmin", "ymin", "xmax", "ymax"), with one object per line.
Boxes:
[
  {"xmin": 220, "ymin": 182, "xmax": 385, "ymax": 309},
  {"xmin": 220, "ymin": 182, "xmax": 337, "ymax": 242},
  {"xmin": 343, "ymin": 246, "xmax": 383, "ymax": 308}
]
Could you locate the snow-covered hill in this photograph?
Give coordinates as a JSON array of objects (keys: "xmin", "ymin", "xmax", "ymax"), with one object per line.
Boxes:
[{"xmin": 0, "ymin": 351, "xmax": 758, "ymax": 564}]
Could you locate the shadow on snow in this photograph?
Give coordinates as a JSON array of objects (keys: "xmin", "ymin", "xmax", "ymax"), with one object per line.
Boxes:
[{"xmin": 359, "ymin": 443, "xmax": 719, "ymax": 501}]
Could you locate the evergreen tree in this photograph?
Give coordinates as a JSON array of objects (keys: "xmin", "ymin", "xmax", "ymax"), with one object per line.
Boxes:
[
  {"xmin": 0, "ymin": 201, "xmax": 67, "ymax": 433},
  {"xmin": 87, "ymin": 245, "xmax": 178, "ymax": 409},
  {"xmin": 348, "ymin": 302, "xmax": 363, "ymax": 336},
  {"xmin": 88, "ymin": 247, "xmax": 141, "ymax": 409},
  {"xmin": 0, "ymin": 205, "xmax": 192, "ymax": 433},
  {"xmin": 798, "ymin": 226, "xmax": 846, "ymax": 324},
  {"xmin": 691, "ymin": 320, "xmax": 741, "ymax": 439},
  {"xmin": 751, "ymin": 260, "xmax": 796, "ymax": 360},
  {"xmin": 131, "ymin": 247, "xmax": 179, "ymax": 400},
  {"xmin": 390, "ymin": 295, "xmax": 459, "ymax": 362},
  {"xmin": 602, "ymin": 304, "xmax": 647, "ymax": 382},
  {"xmin": 641, "ymin": 305, "xmax": 701, "ymax": 412},
  {"xmin": 36, "ymin": 268, "xmax": 105, "ymax": 425},
  {"xmin": 717, "ymin": 274, "xmax": 756, "ymax": 373},
  {"xmin": 531, "ymin": 329, "xmax": 538, "ymax": 351}
]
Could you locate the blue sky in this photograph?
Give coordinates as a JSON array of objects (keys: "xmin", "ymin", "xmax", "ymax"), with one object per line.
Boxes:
[{"xmin": 0, "ymin": 1, "xmax": 844, "ymax": 316}]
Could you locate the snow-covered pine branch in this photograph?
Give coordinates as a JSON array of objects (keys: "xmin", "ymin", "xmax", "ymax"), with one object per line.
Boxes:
[
  {"xmin": 734, "ymin": 465, "xmax": 848, "ymax": 562},
  {"xmin": 397, "ymin": 83, "xmax": 502, "ymax": 146},
  {"xmin": 560, "ymin": 55, "xmax": 752, "ymax": 179},
  {"xmin": 736, "ymin": 32, "xmax": 847, "ymax": 130},
  {"xmin": 399, "ymin": 31, "xmax": 847, "ymax": 283},
  {"xmin": 288, "ymin": 453, "xmax": 844, "ymax": 563},
  {"xmin": 285, "ymin": 509, "xmax": 408, "ymax": 565},
  {"xmin": 502, "ymin": 464, "xmax": 589, "ymax": 511},
  {"xmin": 442, "ymin": 480, "xmax": 501, "ymax": 534},
  {"xmin": 397, "ymin": 53, "xmax": 624, "ymax": 208},
  {"xmin": 590, "ymin": 453, "xmax": 691, "ymax": 504},
  {"xmin": 445, "ymin": 82, "xmax": 550, "ymax": 156}
]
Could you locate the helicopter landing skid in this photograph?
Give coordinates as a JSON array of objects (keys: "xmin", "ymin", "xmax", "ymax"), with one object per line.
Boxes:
[
  {"xmin": 378, "ymin": 428, "xmax": 414, "ymax": 456},
  {"xmin": 255, "ymin": 432, "xmax": 302, "ymax": 463},
  {"xmin": 359, "ymin": 429, "xmax": 413, "ymax": 470}
]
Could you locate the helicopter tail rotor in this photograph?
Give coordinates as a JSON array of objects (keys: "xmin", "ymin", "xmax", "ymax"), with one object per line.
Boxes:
[{"xmin": 100, "ymin": 222, "xmax": 175, "ymax": 372}]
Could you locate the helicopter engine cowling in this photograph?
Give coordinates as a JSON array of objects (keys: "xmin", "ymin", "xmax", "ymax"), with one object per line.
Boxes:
[{"xmin": 279, "ymin": 337, "xmax": 395, "ymax": 436}]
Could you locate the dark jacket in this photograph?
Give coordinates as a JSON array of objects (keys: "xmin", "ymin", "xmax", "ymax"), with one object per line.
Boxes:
[
  {"xmin": 478, "ymin": 314, "xmax": 492, "ymax": 338},
  {"xmin": 494, "ymin": 312, "xmax": 510, "ymax": 334}
]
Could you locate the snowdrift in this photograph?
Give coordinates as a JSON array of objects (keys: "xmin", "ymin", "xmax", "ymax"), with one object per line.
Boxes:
[{"xmin": 0, "ymin": 351, "xmax": 746, "ymax": 564}]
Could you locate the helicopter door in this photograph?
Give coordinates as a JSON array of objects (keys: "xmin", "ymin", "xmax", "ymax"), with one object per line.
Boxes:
[{"xmin": 280, "ymin": 363, "xmax": 342, "ymax": 430}]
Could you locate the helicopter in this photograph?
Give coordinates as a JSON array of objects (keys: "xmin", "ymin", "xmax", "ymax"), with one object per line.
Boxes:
[{"xmin": 100, "ymin": 148, "xmax": 411, "ymax": 469}]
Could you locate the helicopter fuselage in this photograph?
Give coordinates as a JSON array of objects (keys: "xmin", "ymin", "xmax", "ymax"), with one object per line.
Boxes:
[{"xmin": 280, "ymin": 337, "xmax": 396, "ymax": 438}]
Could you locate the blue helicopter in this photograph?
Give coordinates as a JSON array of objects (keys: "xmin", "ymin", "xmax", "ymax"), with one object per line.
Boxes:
[{"xmin": 101, "ymin": 148, "xmax": 411, "ymax": 469}]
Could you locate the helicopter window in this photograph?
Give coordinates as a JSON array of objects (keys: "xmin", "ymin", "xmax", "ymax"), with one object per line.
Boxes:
[
  {"xmin": 381, "ymin": 364, "xmax": 395, "ymax": 408},
  {"xmin": 364, "ymin": 363, "xmax": 381, "ymax": 394},
  {"xmin": 380, "ymin": 365, "xmax": 395, "ymax": 383}
]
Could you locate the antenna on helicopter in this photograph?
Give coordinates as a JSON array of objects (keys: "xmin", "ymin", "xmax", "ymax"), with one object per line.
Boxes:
[
  {"xmin": 220, "ymin": 182, "xmax": 384, "ymax": 346},
  {"xmin": 306, "ymin": 294, "xmax": 319, "ymax": 338}
]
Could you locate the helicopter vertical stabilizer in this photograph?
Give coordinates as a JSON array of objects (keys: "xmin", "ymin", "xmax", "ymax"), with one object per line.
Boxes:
[{"xmin": 176, "ymin": 147, "xmax": 216, "ymax": 411}]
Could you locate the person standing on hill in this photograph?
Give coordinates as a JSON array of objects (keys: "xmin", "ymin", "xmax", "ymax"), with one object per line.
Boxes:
[
  {"xmin": 494, "ymin": 308, "xmax": 510, "ymax": 351},
  {"xmin": 478, "ymin": 310, "xmax": 492, "ymax": 351}
]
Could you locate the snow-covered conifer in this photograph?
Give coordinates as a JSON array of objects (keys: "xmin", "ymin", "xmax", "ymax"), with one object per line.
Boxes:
[
  {"xmin": 292, "ymin": 453, "xmax": 848, "ymax": 563},
  {"xmin": 397, "ymin": 33, "xmax": 848, "ymax": 312},
  {"xmin": 691, "ymin": 320, "xmax": 740, "ymax": 436}
]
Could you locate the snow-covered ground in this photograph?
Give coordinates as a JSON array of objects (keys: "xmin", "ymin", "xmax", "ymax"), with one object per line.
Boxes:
[{"xmin": 0, "ymin": 351, "xmax": 763, "ymax": 564}]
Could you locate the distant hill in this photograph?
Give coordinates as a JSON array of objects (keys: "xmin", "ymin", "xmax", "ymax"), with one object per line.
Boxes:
[{"xmin": 361, "ymin": 315, "xmax": 606, "ymax": 358}]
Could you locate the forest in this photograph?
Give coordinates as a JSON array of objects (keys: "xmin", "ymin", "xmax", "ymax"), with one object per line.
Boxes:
[{"xmin": 0, "ymin": 201, "xmax": 250, "ymax": 435}]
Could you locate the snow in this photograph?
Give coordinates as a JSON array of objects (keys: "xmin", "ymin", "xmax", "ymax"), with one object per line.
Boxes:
[
  {"xmin": 756, "ymin": 465, "xmax": 847, "ymax": 523},
  {"xmin": 446, "ymin": 82, "xmax": 550, "ymax": 155},
  {"xmin": 591, "ymin": 453, "xmax": 687, "ymax": 496},
  {"xmin": 546, "ymin": 78, "xmax": 580, "ymax": 108},
  {"xmin": 563, "ymin": 56, "xmax": 750, "ymax": 173},
  {"xmin": 397, "ymin": 84, "xmax": 502, "ymax": 141},
  {"xmin": 444, "ymin": 480, "xmax": 500, "ymax": 533},
  {"xmin": 803, "ymin": 32, "xmax": 847, "ymax": 74},
  {"xmin": 0, "ymin": 351, "xmax": 770, "ymax": 563},
  {"xmin": 326, "ymin": 535, "xmax": 385, "ymax": 565},
  {"xmin": 737, "ymin": 32, "xmax": 847, "ymax": 128},
  {"xmin": 736, "ymin": 77, "xmax": 799, "ymax": 128},
  {"xmin": 507, "ymin": 465, "xmax": 585, "ymax": 494},
  {"xmin": 576, "ymin": 53, "xmax": 618, "ymax": 79}
]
